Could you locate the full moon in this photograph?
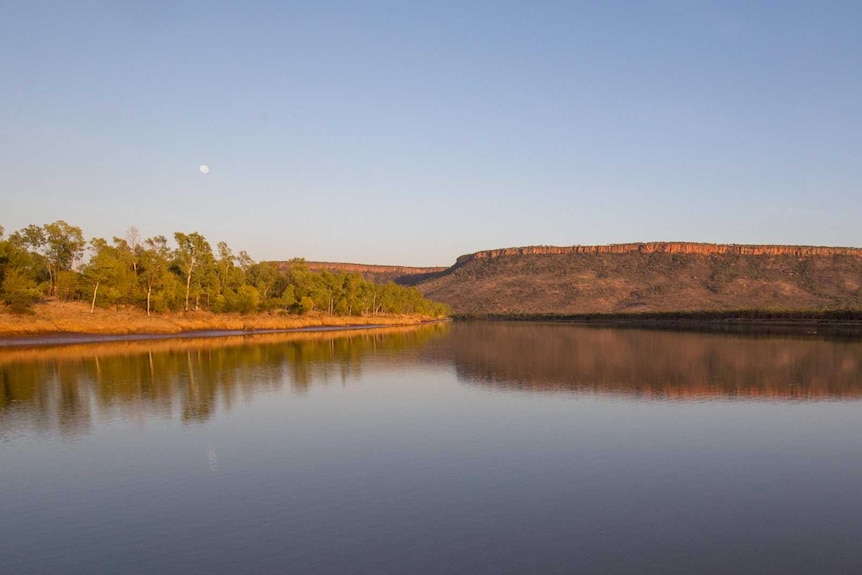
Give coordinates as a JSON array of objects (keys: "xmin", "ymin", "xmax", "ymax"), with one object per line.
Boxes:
[{"xmin": 199, "ymin": 165, "xmax": 210, "ymax": 174}]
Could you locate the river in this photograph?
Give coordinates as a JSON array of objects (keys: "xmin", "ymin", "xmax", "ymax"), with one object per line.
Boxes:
[{"xmin": 2, "ymin": 321, "xmax": 862, "ymax": 574}]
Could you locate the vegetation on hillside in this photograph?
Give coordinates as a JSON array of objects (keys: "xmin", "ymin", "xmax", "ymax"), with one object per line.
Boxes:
[{"xmin": 0, "ymin": 221, "xmax": 449, "ymax": 318}]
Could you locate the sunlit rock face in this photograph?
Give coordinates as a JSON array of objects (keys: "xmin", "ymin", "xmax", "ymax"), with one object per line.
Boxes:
[
  {"xmin": 457, "ymin": 242, "xmax": 862, "ymax": 264},
  {"xmin": 419, "ymin": 243, "xmax": 862, "ymax": 315}
]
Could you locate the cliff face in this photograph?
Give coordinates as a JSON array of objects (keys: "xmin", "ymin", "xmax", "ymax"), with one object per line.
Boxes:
[
  {"xmin": 456, "ymin": 242, "xmax": 862, "ymax": 265},
  {"xmin": 418, "ymin": 242, "xmax": 862, "ymax": 315}
]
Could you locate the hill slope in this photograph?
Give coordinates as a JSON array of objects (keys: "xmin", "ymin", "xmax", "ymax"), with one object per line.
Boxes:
[{"xmin": 413, "ymin": 243, "xmax": 862, "ymax": 315}]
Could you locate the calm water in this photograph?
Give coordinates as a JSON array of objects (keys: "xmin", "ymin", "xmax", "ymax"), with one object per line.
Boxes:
[{"xmin": 2, "ymin": 322, "xmax": 862, "ymax": 574}]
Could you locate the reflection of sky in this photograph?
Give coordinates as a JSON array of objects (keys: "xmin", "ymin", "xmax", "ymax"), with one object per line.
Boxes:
[{"xmin": 4, "ymin": 354, "xmax": 862, "ymax": 574}]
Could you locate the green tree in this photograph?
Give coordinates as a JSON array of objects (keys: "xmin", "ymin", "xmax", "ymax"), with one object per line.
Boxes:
[
  {"xmin": 1, "ymin": 226, "xmax": 45, "ymax": 309},
  {"xmin": 139, "ymin": 236, "xmax": 171, "ymax": 315},
  {"xmin": 173, "ymin": 232, "xmax": 213, "ymax": 311},
  {"xmin": 83, "ymin": 238, "xmax": 126, "ymax": 312},
  {"xmin": 1, "ymin": 268, "xmax": 40, "ymax": 313},
  {"xmin": 235, "ymin": 285, "xmax": 260, "ymax": 314},
  {"xmin": 8, "ymin": 225, "xmax": 48, "ymax": 292},
  {"xmin": 246, "ymin": 261, "xmax": 280, "ymax": 302},
  {"xmin": 216, "ymin": 242, "xmax": 240, "ymax": 295},
  {"xmin": 43, "ymin": 220, "xmax": 85, "ymax": 298}
]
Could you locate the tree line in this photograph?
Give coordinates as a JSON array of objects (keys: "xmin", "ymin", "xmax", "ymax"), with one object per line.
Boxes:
[{"xmin": 0, "ymin": 221, "xmax": 449, "ymax": 317}]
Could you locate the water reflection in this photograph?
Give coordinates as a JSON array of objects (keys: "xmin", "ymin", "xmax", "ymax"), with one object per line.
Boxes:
[
  {"xmin": 448, "ymin": 322, "xmax": 862, "ymax": 399},
  {"xmin": 0, "ymin": 324, "xmax": 449, "ymax": 438},
  {"xmin": 3, "ymin": 321, "xmax": 862, "ymax": 440},
  {"xmin": 4, "ymin": 321, "xmax": 862, "ymax": 575}
]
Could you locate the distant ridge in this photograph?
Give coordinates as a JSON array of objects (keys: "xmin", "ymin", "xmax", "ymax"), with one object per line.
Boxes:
[
  {"xmin": 275, "ymin": 261, "xmax": 447, "ymax": 286},
  {"xmin": 304, "ymin": 261, "xmax": 447, "ymax": 274}
]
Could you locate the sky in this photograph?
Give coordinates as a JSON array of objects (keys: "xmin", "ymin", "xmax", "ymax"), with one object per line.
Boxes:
[{"xmin": 2, "ymin": 1, "xmax": 861, "ymax": 266}]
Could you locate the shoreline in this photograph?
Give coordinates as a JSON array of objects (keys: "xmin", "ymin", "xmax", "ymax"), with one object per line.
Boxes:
[
  {"xmin": 0, "ymin": 301, "xmax": 448, "ymax": 347},
  {"xmin": 0, "ymin": 320, "xmax": 449, "ymax": 348}
]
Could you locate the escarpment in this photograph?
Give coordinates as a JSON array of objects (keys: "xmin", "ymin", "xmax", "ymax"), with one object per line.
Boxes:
[
  {"xmin": 454, "ymin": 242, "xmax": 862, "ymax": 266},
  {"xmin": 418, "ymin": 242, "xmax": 862, "ymax": 315}
]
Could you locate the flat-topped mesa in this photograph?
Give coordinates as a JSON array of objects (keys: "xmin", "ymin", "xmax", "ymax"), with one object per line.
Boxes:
[{"xmin": 455, "ymin": 242, "xmax": 862, "ymax": 265}]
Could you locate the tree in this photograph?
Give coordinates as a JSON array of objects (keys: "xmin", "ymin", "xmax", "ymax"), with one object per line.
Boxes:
[
  {"xmin": 8, "ymin": 225, "xmax": 47, "ymax": 291},
  {"xmin": 7, "ymin": 221, "xmax": 85, "ymax": 299},
  {"xmin": 1, "ymin": 269, "xmax": 40, "ymax": 313},
  {"xmin": 124, "ymin": 226, "xmax": 141, "ymax": 274},
  {"xmin": 106, "ymin": 236, "xmax": 140, "ymax": 306},
  {"xmin": 2, "ymin": 228, "xmax": 43, "ymax": 307},
  {"xmin": 82, "ymin": 238, "xmax": 124, "ymax": 312},
  {"xmin": 173, "ymin": 232, "xmax": 213, "ymax": 312},
  {"xmin": 43, "ymin": 220, "xmax": 85, "ymax": 298},
  {"xmin": 139, "ymin": 236, "xmax": 171, "ymax": 316},
  {"xmin": 246, "ymin": 261, "xmax": 279, "ymax": 301},
  {"xmin": 342, "ymin": 273, "xmax": 362, "ymax": 316},
  {"xmin": 235, "ymin": 285, "xmax": 260, "ymax": 314},
  {"xmin": 216, "ymin": 241, "xmax": 235, "ymax": 294}
]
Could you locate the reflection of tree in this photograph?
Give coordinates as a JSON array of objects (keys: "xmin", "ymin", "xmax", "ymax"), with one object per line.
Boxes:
[
  {"xmin": 0, "ymin": 324, "xmax": 448, "ymax": 435},
  {"xmin": 445, "ymin": 323, "xmax": 862, "ymax": 400}
]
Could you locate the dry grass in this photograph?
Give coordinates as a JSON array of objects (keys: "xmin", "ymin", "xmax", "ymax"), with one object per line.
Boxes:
[{"xmin": 0, "ymin": 300, "xmax": 436, "ymax": 337}]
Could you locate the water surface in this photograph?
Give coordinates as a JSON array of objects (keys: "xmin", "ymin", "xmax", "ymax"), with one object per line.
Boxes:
[{"xmin": 2, "ymin": 322, "xmax": 862, "ymax": 574}]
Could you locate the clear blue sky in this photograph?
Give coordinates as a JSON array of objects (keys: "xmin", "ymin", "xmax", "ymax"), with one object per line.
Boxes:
[{"xmin": 2, "ymin": 1, "xmax": 860, "ymax": 266}]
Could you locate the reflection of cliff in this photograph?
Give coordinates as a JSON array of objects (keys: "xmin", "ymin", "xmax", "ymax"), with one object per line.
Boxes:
[
  {"xmin": 418, "ymin": 242, "xmax": 862, "ymax": 314},
  {"xmin": 0, "ymin": 324, "xmax": 448, "ymax": 437},
  {"xmin": 446, "ymin": 322, "xmax": 862, "ymax": 400}
]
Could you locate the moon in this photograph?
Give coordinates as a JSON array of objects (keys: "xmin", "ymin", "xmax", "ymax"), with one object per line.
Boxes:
[{"xmin": 199, "ymin": 165, "xmax": 210, "ymax": 174}]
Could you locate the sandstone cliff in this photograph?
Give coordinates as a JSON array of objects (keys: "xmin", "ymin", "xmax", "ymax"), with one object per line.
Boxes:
[
  {"xmin": 455, "ymin": 242, "xmax": 862, "ymax": 265},
  {"xmin": 418, "ymin": 242, "xmax": 862, "ymax": 315}
]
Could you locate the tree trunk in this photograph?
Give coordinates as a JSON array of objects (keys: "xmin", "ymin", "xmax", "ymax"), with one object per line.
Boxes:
[
  {"xmin": 184, "ymin": 271, "xmax": 192, "ymax": 311},
  {"xmin": 90, "ymin": 281, "xmax": 99, "ymax": 313},
  {"xmin": 146, "ymin": 285, "xmax": 152, "ymax": 316},
  {"xmin": 47, "ymin": 265, "xmax": 56, "ymax": 299}
]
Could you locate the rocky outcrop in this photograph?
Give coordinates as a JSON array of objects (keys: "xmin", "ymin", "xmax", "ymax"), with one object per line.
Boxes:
[{"xmin": 455, "ymin": 242, "xmax": 862, "ymax": 265}]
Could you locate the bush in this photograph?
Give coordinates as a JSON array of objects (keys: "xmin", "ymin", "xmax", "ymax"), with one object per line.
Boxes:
[
  {"xmin": 235, "ymin": 285, "xmax": 260, "ymax": 314},
  {"xmin": 297, "ymin": 296, "xmax": 315, "ymax": 314},
  {"xmin": 1, "ymin": 269, "xmax": 41, "ymax": 313}
]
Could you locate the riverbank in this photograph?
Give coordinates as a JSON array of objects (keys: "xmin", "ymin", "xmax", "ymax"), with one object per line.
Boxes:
[{"xmin": 0, "ymin": 301, "xmax": 443, "ymax": 339}]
